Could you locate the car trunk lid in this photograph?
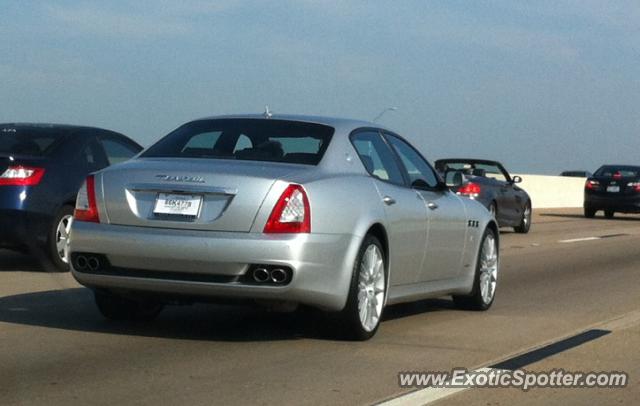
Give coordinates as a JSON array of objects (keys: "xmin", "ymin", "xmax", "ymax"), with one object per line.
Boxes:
[{"xmin": 100, "ymin": 158, "xmax": 309, "ymax": 232}]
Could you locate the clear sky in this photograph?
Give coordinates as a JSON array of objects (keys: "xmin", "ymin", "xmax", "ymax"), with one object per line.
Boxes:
[{"xmin": 1, "ymin": 1, "xmax": 638, "ymax": 174}]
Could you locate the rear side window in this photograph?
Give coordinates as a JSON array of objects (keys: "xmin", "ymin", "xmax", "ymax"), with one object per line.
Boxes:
[
  {"xmin": 350, "ymin": 131, "xmax": 405, "ymax": 185},
  {"xmin": 0, "ymin": 127, "xmax": 66, "ymax": 156},
  {"xmin": 142, "ymin": 119, "xmax": 334, "ymax": 165},
  {"xmin": 385, "ymin": 133, "xmax": 439, "ymax": 188}
]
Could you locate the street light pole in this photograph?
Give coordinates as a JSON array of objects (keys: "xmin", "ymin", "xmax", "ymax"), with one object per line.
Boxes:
[{"xmin": 372, "ymin": 107, "xmax": 398, "ymax": 122}]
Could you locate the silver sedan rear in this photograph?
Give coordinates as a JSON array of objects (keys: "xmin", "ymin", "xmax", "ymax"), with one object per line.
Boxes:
[{"xmin": 70, "ymin": 115, "xmax": 499, "ymax": 340}]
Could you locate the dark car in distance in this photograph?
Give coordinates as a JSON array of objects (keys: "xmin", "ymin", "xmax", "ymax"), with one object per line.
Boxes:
[
  {"xmin": 560, "ymin": 170, "xmax": 592, "ymax": 178},
  {"xmin": 0, "ymin": 123, "xmax": 142, "ymax": 271},
  {"xmin": 584, "ymin": 165, "xmax": 640, "ymax": 219},
  {"xmin": 435, "ymin": 158, "xmax": 532, "ymax": 233}
]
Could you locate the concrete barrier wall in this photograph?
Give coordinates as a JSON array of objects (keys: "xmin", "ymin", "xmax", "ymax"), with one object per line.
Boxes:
[{"xmin": 513, "ymin": 174, "xmax": 586, "ymax": 209}]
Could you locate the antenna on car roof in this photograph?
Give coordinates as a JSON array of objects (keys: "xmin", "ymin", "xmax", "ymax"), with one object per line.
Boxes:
[
  {"xmin": 372, "ymin": 107, "xmax": 398, "ymax": 122},
  {"xmin": 263, "ymin": 105, "xmax": 273, "ymax": 119}
]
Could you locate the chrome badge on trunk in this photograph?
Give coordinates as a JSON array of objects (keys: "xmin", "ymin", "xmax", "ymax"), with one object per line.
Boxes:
[{"xmin": 155, "ymin": 175, "xmax": 205, "ymax": 183}]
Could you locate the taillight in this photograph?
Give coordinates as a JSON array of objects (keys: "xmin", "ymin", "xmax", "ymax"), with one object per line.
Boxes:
[
  {"xmin": 457, "ymin": 182, "xmax": 481, "ymax": 198},
  {"xmin": 627, "ymin": 182, "xmax": 640, "ymax": 192},
  {"xmin": 0, "ymin": 166, "xmax": 45, "ymax": 186},
  {"xmin": 74, "ymin": 175, "xmax": 100, "ymax": 223},
  {"xmin": 585, "ymin": 179, "xmax": 599, "ymax": 190},
  {"xmin": 264, "ymin": 184, "xmax": 310, "ymax": 233}
]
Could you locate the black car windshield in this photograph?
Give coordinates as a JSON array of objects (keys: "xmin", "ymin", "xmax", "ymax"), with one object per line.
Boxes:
[
  {"xmin": 142, "ymin": 119, "xmax": 335, "ymax": 165},
  {"xmin": 438, "ymin": 161, "xmax": 509, "ymax": 182},
  {"xmin": 0, "ymin": 127, "xmax": 67, "ymax": 157},
  {"xmin": 595, "ymin": 166, "xmax": 640, "ymax": 177}
]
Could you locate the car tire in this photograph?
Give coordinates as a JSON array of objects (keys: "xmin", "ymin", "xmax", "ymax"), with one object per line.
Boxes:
[
  {"xmin": 514, "ymin": 201, "xmax": 531, "ymax": 234},
  {"xmin": 488, "ymin": 201, "xmax": 497, "ymax": 218},
  {"xmin": 584, "ymin": 207, "xmax": 596, "ymax": 218},
  {"xmin": 335, "ymin": 235, "xmax": 387, "ymax": 341},
  {"xmin": 452, "ymin": 227, "xmax": 498, "ymax": 311},
  {"xmin": 604, "ymin": 210, "xmax": 615, "ymax": 219},
  {"xmin": 94, "ymin": 290, "xmax": 164, "ymax": 321},
  {"xmin": 48, "ymin": 205, "xmax": 75, "ymax": 272}
]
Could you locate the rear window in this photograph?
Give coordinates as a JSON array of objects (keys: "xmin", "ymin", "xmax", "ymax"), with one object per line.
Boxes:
[
  {"xmin": 595, "ymin": 166, "xmax": 640, "ymax": 177},
  {"xmin": 142, "ymin": 119, "xmax": 334, "ymax": 165},
  {"xmin": 0, "ymin": 127, "xmax": 67, "ymax": 157}
]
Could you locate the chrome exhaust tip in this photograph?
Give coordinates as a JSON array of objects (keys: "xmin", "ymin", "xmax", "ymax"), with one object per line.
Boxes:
[
  {"xmin": 75, "ymin": 255, "xmax": 88, "ymax": 270},
  {"xmin": 270, "ymin": 268, "xmax": 288, "ymax": 283},
  {"xmin": 87, "ymin": 256, "xmax": 100, "ymax": 271},
  {"xmin": 253, "ymin": 268, "xmax": 270, "ymax": 283}
]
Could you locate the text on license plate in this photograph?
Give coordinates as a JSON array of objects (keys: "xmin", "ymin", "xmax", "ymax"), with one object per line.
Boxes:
[
  {"xmin": 607, "ymin": 186, "xmax": 620, "ymax": 193},
  {"xmin": 153, "ymin": 193, "xmax": 203, "ymax": 216}
]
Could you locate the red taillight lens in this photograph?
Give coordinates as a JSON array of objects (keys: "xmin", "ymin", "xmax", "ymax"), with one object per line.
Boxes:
[
  {"xmin": 264, "ymin": 184, "xmax": 310, "ymax": 233},
  {"xmin": 585, "ymin": 179, "xmax": 599, "ymax": 190},
  {"xmin": 458, "ymin": 182, "xmax": 481, "ymax": 197},
  {"xmin": 627, "ymin": 182, "xmax": 640, "ymax": 192},
  {"xmin": 0, "ymin": 166, "xmax": 45, "ymax": 186},
  {"xmin": 74, "ymin": 175, "xmax": 100, "ymax": 223}
]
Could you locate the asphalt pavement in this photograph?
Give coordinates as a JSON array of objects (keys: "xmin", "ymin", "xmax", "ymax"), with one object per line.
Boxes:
[{"xmin": 1, "ymin": 208, "xmax": 639, "ymax": 405}]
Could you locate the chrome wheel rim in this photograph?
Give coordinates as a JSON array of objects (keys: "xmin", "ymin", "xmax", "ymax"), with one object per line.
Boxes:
[
  {"xmin": 56, "ymin": 215, "xmax": 73, "ymax": 264},
  {"xmin": 479, "ymin": 234, "xmax": 498, "ymax": 304},
  {"xmin": 357, "ymin": 244, "xmax": 385, "ymax": 332},
  {"xmin": 523, "ymin": 205, "xmax": 531, "ymax": 227}
]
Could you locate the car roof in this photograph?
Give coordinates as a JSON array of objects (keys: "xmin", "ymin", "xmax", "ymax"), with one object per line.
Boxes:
[
  {"xmin": 597, "ymin": 164, "xmax": 640, "ymax": 170},
  {"xmin": 0, "ymin": 122, "xmax": 125, "ymax": 135},
  {"xmin": 191, "ymin": 114, "xmax": 389, "ymax": 133}
]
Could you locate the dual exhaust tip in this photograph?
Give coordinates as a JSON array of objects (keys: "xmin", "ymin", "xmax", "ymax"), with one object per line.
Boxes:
[
  {"xmin": 252, "ymin": 267, "xmax": 290, "ymax": 284},
  {"xmin": 74, "ymin": 255, "xmax": 101, "ymax": 272}
]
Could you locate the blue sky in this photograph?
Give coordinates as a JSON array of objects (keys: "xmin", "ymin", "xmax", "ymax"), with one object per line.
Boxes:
[{"xmin": 1, "ymin": 1, "xmax": 638, "ymax": 174}]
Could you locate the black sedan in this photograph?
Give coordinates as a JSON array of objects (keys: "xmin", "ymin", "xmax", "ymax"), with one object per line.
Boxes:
[
  {"xmin": 584, "ymin": 165, "xmax": 640, "ymax": 219},
  {"xmin": 435, "ymin": 158, "xmax": 532, "ymax": 233},
  {"xmin": 0, "ymin": 123, "xmax": 142, "ymax": 271}
]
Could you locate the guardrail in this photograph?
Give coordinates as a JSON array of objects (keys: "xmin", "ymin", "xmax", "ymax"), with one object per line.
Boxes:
[{"xmin": 514, "ymin": 174, "xmax": 585, "ymax": 209}]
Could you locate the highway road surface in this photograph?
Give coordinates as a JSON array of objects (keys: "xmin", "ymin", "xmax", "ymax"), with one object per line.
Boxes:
[{"xmin": 1, "ymin": 208, "xmax": 639, "ymax": 405}]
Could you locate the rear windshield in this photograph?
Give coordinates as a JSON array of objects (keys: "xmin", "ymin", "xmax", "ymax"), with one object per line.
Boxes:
[
  {"xmin": 142, "ymin": 119, "xmax": 335, "ymax": 165},
  {"xmin": 0, "ymin": 127, "xmax": 67, "ymax": 157},
  {"xmin": 594, "ymin": 166, "xmax": 640, "ymax": 177}
]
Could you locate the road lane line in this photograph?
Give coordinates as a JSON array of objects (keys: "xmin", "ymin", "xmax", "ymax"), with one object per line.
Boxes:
[
  {"xmin": 378, "ymin": 329, "xmax": 612, "ymax": 406},
  {"xmin": 378, "ymin": 367, "xmax": 497, "ymax": 406},
  {"xmin": 558, "ymin": 237, "xmax": 600, "ymax": 243},
  {"xmin": 489, "ymin": 329, "xmax": 610, "ymax": 370},
  {"xmin": 596, "ymin": 309, "xmax": 640, "ymax": 331}
]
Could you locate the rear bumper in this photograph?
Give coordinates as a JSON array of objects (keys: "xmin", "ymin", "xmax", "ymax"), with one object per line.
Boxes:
[
  {"xmin": 69, "ymin": 221, "xmax": 362, "ymax": 311},
  {"xmin": 584, "ymin": 193, "xmax": 640, "ymax": 212},
  {"xmin": 0, "ymin": 209, "xmax": 28, "ymax": 249},
  {"xmin": 0, "ymin": 186, "xmax": 55, "ymax": 250}
]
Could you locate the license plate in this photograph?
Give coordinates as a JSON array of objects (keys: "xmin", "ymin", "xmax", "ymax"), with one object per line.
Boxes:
[
  {"xmin": 606, "ymin": 186, "xmax": 620, "ymax": 193},
  {"xmin": 153, "ymin": 193, "xmax": 202, "ymax": 216}
]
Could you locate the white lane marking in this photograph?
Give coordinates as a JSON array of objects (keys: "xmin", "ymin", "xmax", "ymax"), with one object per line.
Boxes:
[
  {"xmin": 379, "ymin": 367, "xmax": 498, "ymax": 406},
  {"xmin": 558, "ymin": 237, "xmax": 601, "ymax": 243},
  {"xmin": 380, "ymin": 310, "xmax": 640, "ymax": 406},
  {"xmin": 596, "ymin": 309, "xmax": 640, "ymax": 332}
]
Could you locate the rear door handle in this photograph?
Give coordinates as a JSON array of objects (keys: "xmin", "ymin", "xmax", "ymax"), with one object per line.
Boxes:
[
  {"xmin": 427, "ymin": 201, "xmax": 438, "ymax": 210},
  {"xmin": 383, "ymin": 196, "xmax": 396, "ymax": 206}
]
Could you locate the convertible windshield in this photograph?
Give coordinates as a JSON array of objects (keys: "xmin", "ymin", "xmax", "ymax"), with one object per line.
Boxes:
[
  {"xmin": 142, "ymin": 119, "xmax": 334, "ymax": 165},
  {"xmin": 437, "ymin": 161, "xmax": 509, "ymax": 182}
]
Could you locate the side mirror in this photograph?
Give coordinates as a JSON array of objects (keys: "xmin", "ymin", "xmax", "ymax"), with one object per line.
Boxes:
[
  {"xmin": 444, "ymin": 170, "xmax": 463, "ymax": 187},
  {"xmin": 512, "ymin": 176, "xmax": 522, "ymax": 184},
  {"xmin": 411, "ymin": 179, "xmax": 430, "ymax": 190}
]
